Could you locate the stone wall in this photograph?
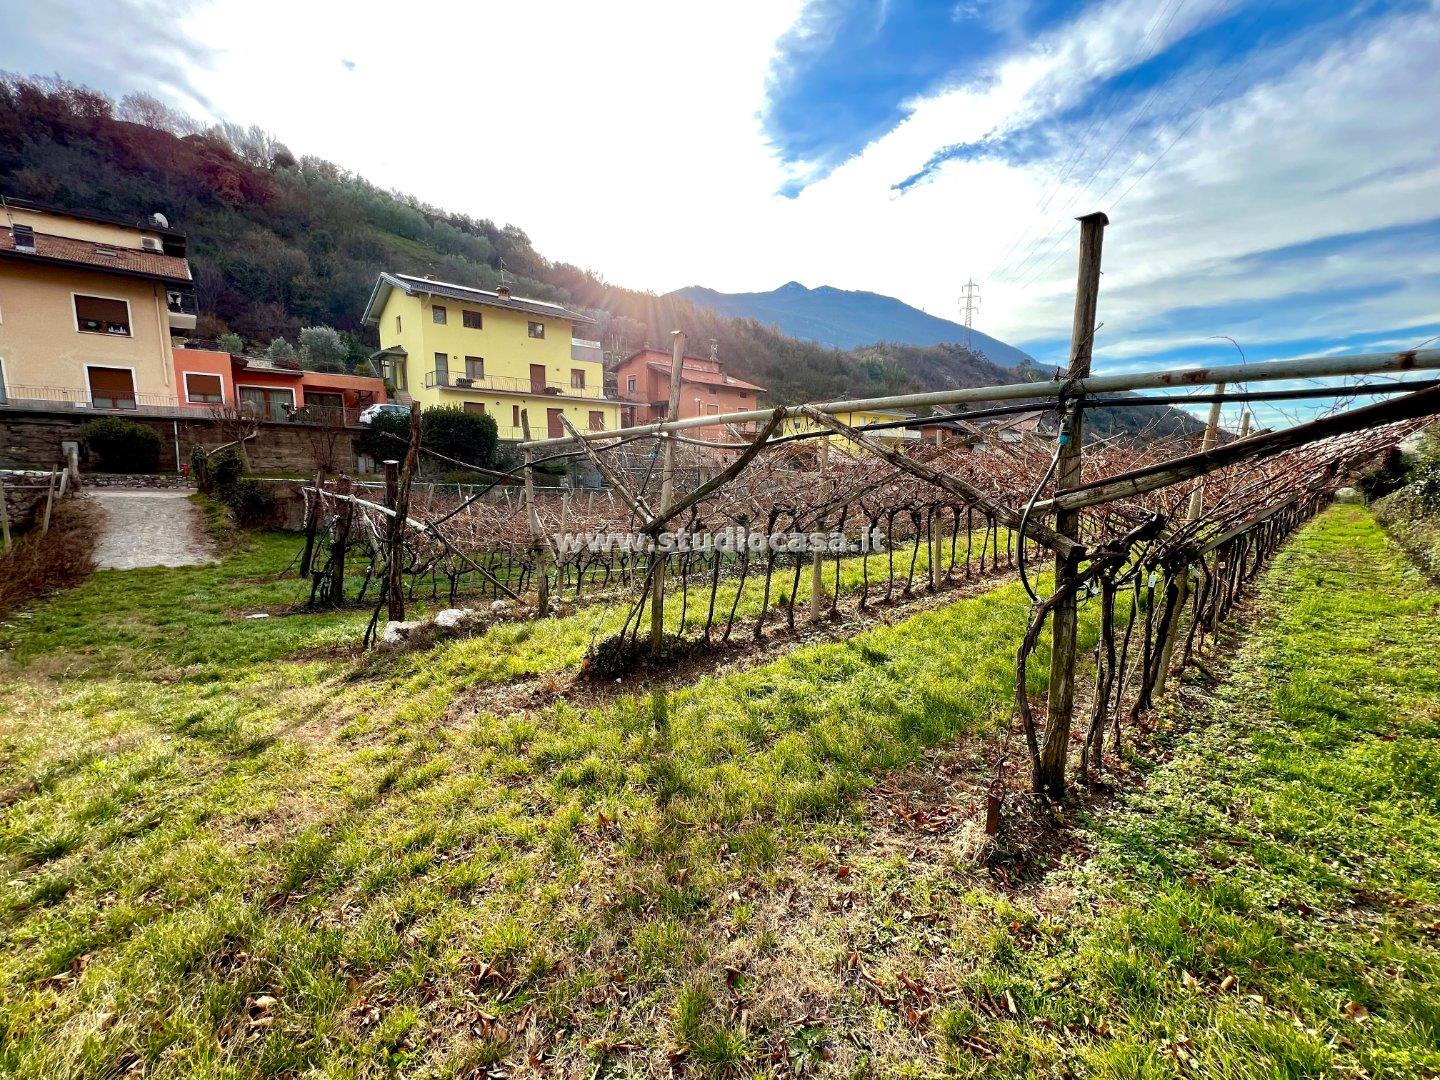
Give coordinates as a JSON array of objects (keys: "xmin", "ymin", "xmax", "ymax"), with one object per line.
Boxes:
[{"xmin": 0, "ymin": 406, "xmax": 361, "ymax": 476}]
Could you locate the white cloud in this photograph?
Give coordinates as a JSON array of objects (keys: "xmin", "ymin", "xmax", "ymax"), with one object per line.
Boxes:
[{"xmin": 5, "ymin": 0, "xmax": 1437, "ymax": 380}]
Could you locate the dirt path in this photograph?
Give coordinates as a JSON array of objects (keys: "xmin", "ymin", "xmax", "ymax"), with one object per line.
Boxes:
[{"xmin": 90, "ymin": 489, "xmax": 216, "ymax": 570}]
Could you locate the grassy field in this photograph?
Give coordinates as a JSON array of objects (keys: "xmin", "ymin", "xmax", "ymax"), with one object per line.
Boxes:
[{"xmin": 1, "ymin": 505, "xmax": 1435, "ymax": 1077}]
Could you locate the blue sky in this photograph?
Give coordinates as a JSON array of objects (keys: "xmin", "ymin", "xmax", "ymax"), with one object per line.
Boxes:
[{"xmin": 2, "ymin": 0, "xmax": 1437, "ymax": 427}]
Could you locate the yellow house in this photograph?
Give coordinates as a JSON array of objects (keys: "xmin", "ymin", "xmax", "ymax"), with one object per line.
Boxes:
[
  {"xmin": 0, "ymin": 199, "xmax": 196, "ymax": 410},
  {"xmin": 361, "ymin": 273, "xmax": 619, "ymax": 441},
  {"xmin": 781, "ymin": 407, "xmax": 920, "ymax": 451}
]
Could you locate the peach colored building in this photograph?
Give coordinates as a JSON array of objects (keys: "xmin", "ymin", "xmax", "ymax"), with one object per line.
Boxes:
[
  {"xmin": 0, "ymin": 199, "xmax": 196, "ymax": 411},
  {"xmin": 171, "ymin": 347, "xmax": 386, "ymax": 423},
  {"xmin": 612, "ymin": 347, "xmax": 766, "ymax": 438}
]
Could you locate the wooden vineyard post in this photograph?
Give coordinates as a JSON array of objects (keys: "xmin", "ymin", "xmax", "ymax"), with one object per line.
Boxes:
[
  {"xmin": 0, "ymin": 477, "xmax": 10, "ymax": 552},
  {"xmin": 810, "ymin": 435, "xmax": 830, "ymax": 620},
  {"xmin": 384, "ymin": 459, "xmax": 399, "ymax": 510},
  {"xmin": 930, "ymin": 509, "xmax": 943, "ymax": 590},
  {"xmin": 40, "ymin": 468, "xmax": 57, "ymax": 536},
  {"xmin": 329, "ymin": 475, "xmax": 353, "ymax": 606},
  {"xmin": 1157, "ymin": 384, "xmax": 1225, "ymax": 692},
  {"xmin": 650, "ymin": 330, "xmax": 687, "ymax": 656},
  {"xmin": 385, "ymin": 407, "xmax": 421, "ymax": 623},
  {"xmin": 1039, "ymin": 211, "xmax": 1108, "ymax": 800},
  {"xmin": 520, "ymin": 409, "xmax": 550, "ymax": 616},
  {"xmin": 299, "ymin": 468, "xmax": 325, "ymax": 578}
]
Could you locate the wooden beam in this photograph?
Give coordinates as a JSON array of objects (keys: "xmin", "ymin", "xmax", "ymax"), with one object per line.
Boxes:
[
  {"xmin": 1033, "ymin": 382, "xmax": 1440, "ymax": 515},
  {"xmin": 651, "ymin": 331, "xmax": 687, "ymax": 654},
  {"xmin": 1039, "ymin": 210, "xmax": 1107, "ymax": 801}
]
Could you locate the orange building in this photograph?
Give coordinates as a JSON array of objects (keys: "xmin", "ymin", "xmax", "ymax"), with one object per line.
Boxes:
[
  {"xmin": 612, "ymin": 347, "xmax": 765, "ymax": 437},
  {"xmin": 172, "ymin": 347, "xmax": 386, "ymax": 424}
]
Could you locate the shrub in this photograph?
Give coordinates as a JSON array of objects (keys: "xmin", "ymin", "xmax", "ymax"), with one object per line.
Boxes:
[
  {"xmin": 1356, "ymin": 447, "xmax": 1407, "ymax": 502},
  {"xmin": 354, "ymin": 410, "xmax": 410, "ymax": 462},
  {"xmin": 265, "ymin": 337, "xmax": 296, "ymax": 361},
  {"xmin": 217, "ymin": 331, "xmax": 244, "ymax": 354},
  {"xmin": 354, "ymin": 407, "xmax": 499, "ymax": 470},
  {"xmin": 82, "ymin": 417, "xmax": 163, "ymax": 472},
  {"xmin": 218, "ymin": 476, "xmax": 275, "ymax": 526},
  {"xmin": 298, "ymin": 325, "xmax": 348, "ymax": 372},
  {"xmin": 422, "ymin": 406, "xmax": 498, "ymax": 468}
]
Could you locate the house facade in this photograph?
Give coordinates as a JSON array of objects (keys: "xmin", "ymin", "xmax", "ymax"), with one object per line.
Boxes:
[
  {"xmin": 362, "ymin": 273, "xmax": 619, "ymax": 441},
  {"xmin": 0, "ymin": 200, "xmax": 197, "ymax": 411},
  {"xmin": 172, "ymin": 347, "xmax": 387, "ymax": 424},
  {"xmin": 612, "ymin": 347, "xmax": 766, "ymax": 437}
]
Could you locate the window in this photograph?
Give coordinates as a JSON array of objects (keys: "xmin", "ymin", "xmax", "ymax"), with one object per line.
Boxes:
[
  {"xmin": 588, "ymin": 410, "xmax": 604, "ymax": 431},
  {"xmin": 570, "ymin": 368, "xmax": 587, "ymax": 390},
  {"xmin": 706, "ymin": 403, "xmax": 719, "ymax": 415},
  {"xmin": 395, "ymin": 314, "xmax": 402, "ymax": 334},
  {"xmin": 75, "ymin": 295, "xmax": 131, "ymax": 336},
  {"xmin": 184, "ymin": 372, "xmax": 224, "ymax": 404},
  {"xmin": 432, "ymin": 304, "xmax": 447, "ymax": 325},
  {"xmin": 463, "ymin": 310, "xmax": 483, "ymax": 330},
  {"xmin": 434, "ymin": 352, "xmax": 449, "ymax": 387},
  {"xmin": 464, "ymin": 356, "xmax": 485, "ymax": 380},
  {"xmin": 626, "ymin": 375, "xmax": 637, "ymax": 393},
  {"xmin": 527, "ymin": 321, "xmax": 545, "ymax": 339},
  {"xmin": 238, "ymin": 385, "xmax": 295, "ymax": 422},
  {"xmin": 87, "ymin": 366, "xmax": 137, "ymax": 409},
  {"xmin": 464, "ymin": 402, "xmax": 486, "ymax": 415},
  {"xmin": 512, "ymin": 404, "xmax": 521, "ymax": 427},
  {"xmin": 306, "ymin": 391, "xmax": 344, "ymax": 420}
]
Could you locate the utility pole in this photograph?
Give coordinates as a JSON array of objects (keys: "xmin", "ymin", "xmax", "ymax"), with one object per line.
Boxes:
[
  {"xmin": 959, "ymin": 279, "xmax": 981, "ymax": 351},
  {"xmin": 1039, "ymin": 212, "xmax": 1107, "ymax": 800}
]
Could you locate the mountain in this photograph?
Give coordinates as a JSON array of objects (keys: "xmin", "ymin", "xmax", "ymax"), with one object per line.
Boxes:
[
  {"xmin": 0, "ymin": 74, "xmax": 1198, "ymax": 438},
  {"xmin": 670, "ymin": 282, "xmax": 1034, "ymax": 368}
]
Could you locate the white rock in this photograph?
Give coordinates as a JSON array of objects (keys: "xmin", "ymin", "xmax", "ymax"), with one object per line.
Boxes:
[
  {"xmin": 245, "ymin": 613, "xmax": 270, "ymax": 620},
  {"xmin": 434, "ymin": 608, "xmax": 474, "ymax": 629},
  {"xmin": 490, "ymin": 600, "xmax": 511, "ymax": 613},
  {"xmin": 380, "ymin": 620, "xmax": 420, "ymax": 646}
]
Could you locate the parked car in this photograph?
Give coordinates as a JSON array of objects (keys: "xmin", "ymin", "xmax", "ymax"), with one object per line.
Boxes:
[{"xmin": 358, "ymin": 403, "xmax": 410, "ymax": 425}]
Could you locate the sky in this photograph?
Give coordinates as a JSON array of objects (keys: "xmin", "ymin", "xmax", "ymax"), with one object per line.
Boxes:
[{"xmin": 2, "ymin": 0, "xmax": 1439, "ymax": 426}]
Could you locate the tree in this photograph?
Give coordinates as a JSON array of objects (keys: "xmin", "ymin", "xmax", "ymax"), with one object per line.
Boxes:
[
  {"xmin": 298, "ymin": 325, "xmax": 348, "ymax": 373},
  {"xmin": 266, "ymin": 337, "xmax": 296, "ymax": 361},
  {"xmin": 217, "ymin": 331, "xmax": 245, "ymax": 354}
]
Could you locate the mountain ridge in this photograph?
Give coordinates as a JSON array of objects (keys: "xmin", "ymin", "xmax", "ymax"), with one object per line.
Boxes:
[{"xmin": 669, "ymin": 281, "xmax": 1034, "ymax": 368}]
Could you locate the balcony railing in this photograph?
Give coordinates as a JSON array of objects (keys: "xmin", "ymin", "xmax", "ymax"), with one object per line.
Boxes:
[
  {"xmin": 0, "ymin": 385, "xmax": 369, "ymax": 426},
  {"xmin": 423, "ymin": 370, "xmax": 607, "ymax": 399}
]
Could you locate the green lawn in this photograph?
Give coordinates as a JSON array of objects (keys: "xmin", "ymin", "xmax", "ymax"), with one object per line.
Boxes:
[{"xmin": 1, "ymin": 505, "xmax": 1432, "ymax": 1077}]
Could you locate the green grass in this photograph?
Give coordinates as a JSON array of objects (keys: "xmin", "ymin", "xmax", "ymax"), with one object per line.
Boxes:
[
  {"xmin": 5, "ymin": 505, "xmax": 1429, "ymax": 1077},
  {"xmin": 0, "ymin": 520, "xmax": 1048, "ymax": 1076},
  {"xmin": 925, "ymin": 504, "xmax": 1440, "ymax": 1077}
]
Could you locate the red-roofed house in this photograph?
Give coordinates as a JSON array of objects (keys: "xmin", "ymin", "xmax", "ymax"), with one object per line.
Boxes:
[{"xmin": 612, "ymin": 347, "xmax": 766, "ymax": 438}]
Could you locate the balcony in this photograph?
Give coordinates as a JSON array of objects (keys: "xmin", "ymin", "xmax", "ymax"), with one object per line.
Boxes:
[
  {"xmin": 0, "ymin": 385, "xmax": 370, "ymax": 426},
  {"xmin": 423, "ymin": 370, "xmax": 607, "ymax": 400},
  {"xmin": 166, "ymin": 287, "xmax": 198, "ymax": 331}
]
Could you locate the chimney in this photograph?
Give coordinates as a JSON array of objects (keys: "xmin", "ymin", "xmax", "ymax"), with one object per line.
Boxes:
[
  {"xmin": 496, "ymin": 284, "xmax": 512, "ymax": 299},
  {"xmin": 11, "ymin": 223, "xmax": 36, "ymax": 253}
]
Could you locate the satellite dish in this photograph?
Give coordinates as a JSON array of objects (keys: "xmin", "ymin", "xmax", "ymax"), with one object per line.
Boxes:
[{"xmin": 150, "ymin": 212, "xmax": 170, "ymax": 229}]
